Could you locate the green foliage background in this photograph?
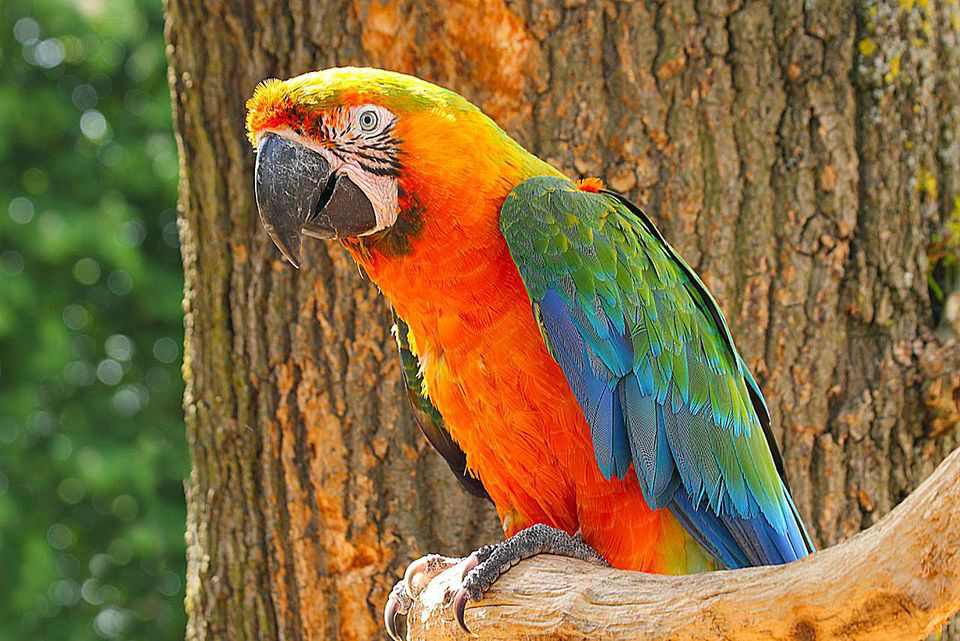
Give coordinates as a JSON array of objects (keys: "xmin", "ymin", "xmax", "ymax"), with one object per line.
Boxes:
[{"xmin": 0, "ymin": 0, "xmax": 187, "ymax": 639}]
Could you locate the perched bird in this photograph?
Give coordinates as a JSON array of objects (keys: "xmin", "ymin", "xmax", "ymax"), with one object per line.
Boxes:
[{"xmin": 246, "ymin": 67, "xmax": 813, "ymax": 637}]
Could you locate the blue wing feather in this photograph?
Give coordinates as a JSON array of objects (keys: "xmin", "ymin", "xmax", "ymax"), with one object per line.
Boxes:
[{"xmin": 502, "ymin": 176, "xmax": 814, "ymax": 569}]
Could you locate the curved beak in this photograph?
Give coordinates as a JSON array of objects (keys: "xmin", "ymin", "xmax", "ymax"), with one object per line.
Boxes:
[{"xmin": 254, "ymin": 132, "xmax": 377, "ymax": 268}]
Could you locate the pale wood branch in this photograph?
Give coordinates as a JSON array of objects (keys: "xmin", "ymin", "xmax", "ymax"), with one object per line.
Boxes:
[{"xmin": 408, "ymin": 447, "xmax": 960, "ymax": 641}]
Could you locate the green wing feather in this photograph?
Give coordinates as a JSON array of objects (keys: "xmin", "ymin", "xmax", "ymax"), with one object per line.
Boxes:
[{"xmin": 500, "ymin": 176, "xmax": 812, "ymax": 568}]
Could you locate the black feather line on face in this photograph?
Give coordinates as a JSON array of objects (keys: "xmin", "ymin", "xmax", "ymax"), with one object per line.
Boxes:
[
  {"xmin": 357, "ymin": 161, "xmax": 401, "ymax": 178},
  {"xmin": 309, "ymin": 109, "xmax": 404, "ymax": 183},
  {"xmin": 373, "ymin": 121, "xmax": 396, "ymax": 137},
  {"xmin": 350, "ymin": 148, "xmax": 391, "ymax": 163},
  {"xmin": 328, "ymin": 147, "xmax": 350, "ymax": 164}
]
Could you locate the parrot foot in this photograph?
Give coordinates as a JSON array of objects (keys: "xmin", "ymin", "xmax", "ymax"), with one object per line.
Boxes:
[
  {"xmin": 384, "ymin": 553, "xmax": 462, "ymax": 641},
  {"xmin": 383, "ymin": 525, "xmax": 606, "ymax": 639},
  {"xmin": 450, "ymin": 523, "xmax": 608, "ymax": 634}
]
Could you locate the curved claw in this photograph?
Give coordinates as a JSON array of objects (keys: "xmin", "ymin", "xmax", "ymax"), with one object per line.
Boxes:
[
  {"xmin": 403, "ymin": 555, "xmax": 431, "ymax": 594},
  {"xmin": 384, "ymin": 554, "xmax": 463, "ymax": 640},
  {"xmin": 459, "ymin": 552, "xmax": 479, "ymax": 581},
  {"xmin": 404, "ymin": 554, "xmax": 457, "ymax": 595},
  {"xmin": 453, "ymin": 588, "xmax": 474, "ymax": 636},
  {"xmin": 384, "ymin": 592, "xmax": 404, "ymax": 641}
]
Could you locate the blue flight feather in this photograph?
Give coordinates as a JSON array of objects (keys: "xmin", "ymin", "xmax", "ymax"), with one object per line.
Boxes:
[{"xmin": 501, "ymin": 176, "xmax": 815, "ymax": 569}]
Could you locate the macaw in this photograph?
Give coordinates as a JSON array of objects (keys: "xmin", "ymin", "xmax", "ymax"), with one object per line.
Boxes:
[{"xmin": 246, "ymin": 67, "xmax": 813, "ymax": 636}]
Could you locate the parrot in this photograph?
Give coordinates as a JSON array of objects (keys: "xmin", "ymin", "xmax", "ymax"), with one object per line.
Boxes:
[{"xmin": 246, "ymin": 67, "xmax": 814, "ymax": 637}]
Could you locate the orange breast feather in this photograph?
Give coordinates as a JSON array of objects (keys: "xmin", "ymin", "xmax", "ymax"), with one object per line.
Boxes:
[{"xmin": 349, "ymin": 178, "xmax": 711, "ymax": 574}]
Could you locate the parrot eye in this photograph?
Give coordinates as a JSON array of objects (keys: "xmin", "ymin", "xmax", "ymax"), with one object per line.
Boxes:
[{"xmin": 357, "ymin": 107, "xmax": 380, "ymax": 132}]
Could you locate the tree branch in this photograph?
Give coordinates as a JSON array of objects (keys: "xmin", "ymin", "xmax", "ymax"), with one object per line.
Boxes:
[{"xmin": 408, "ymin": 447, "xmax": 960, "ymax": 641}]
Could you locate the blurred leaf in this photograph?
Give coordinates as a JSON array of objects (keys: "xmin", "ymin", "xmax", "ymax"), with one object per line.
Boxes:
[{"xmin": 0, "ymin": 1, "xmax": 186, "ymax": 639}]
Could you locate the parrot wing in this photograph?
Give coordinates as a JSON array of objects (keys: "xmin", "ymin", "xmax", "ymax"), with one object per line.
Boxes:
[
  {"xmin": 393, "ymin": 313, "xmax": 491, "ymax": 501},
  {"xmin": 500, "ymin": 176, "xmax": 813, "ymax": 568}
]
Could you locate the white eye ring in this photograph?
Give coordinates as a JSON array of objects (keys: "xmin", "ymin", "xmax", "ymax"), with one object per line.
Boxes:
[{"xmin": 357, "ymin": 107, "xmax": 379, "ymax": 132}]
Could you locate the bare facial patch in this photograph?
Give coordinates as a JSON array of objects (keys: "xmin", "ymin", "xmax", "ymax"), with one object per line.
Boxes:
[{"xmin": 256, "ymin": 120, "xmax": 399, "ymax": 235}]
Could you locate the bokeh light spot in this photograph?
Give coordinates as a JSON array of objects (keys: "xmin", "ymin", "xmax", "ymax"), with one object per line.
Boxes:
[
  {"xmin": 47, "ymin": 523, "xmax": 75, "ymax": 550},
  {"xmin": 64, "ymin": 361, "xmax": 96, "ymax": 386},
  {"xmin": 72, "ymin": 84, "xmax": 98, "ymax": 110},
  {"xmin": 28, "ymin": 410, "xmax": 55, "ymax": 436},
  {"xmin": 96, "ymin": 359, "xmax": 123, "ymax": 385},
  {"xmin": 58, "ymin": 477, "xmax": 86, "ymax": 504},
  {"xmin": 80, "ymin": 110, "xmax": 109, "ymax": 142},
  {"xmin": 144, "ymin": 366, "xmax": 170, "ymax": 392},
  {"xmin": 118, "ymin": 220, "xmax": 146, "ymax": 247},
  {"xmin": 112, "ymin": 494, "xmax": 139, "ymax": 520},
  {"xmin": 73, "ymin": 257, "xmax": 102, "ymax": 285},
  {"xmin": 1, "ymin": 250, "xmax": 25, "ymax": 276},
  {"xmin": 9, "ymin": 196, "xmax": 35, "ymax": 223},
  {"xmin": 63, "ymin": 304, "xmax": 90, "ymax": 330},
  {"xmin": 51, "ymin": 433, "xmax": 73, "ymax": 461},
  {"xmin": 104, "ymin": 334, "xmax": 134, "ymax": 361},
  {"xmin": 162, "ymin": 220, "xmax": 180, "ymax": 248},
  {"xmin": 110, "ymin": 387, "xmax": 141, "ymax": 417},
  {"xmin": 13, "ymin": 17, "xmax": 40, "ymax": 45},
  {"xmin": 106, "ymin": 269, "xmax": 133, "ymax": 295},
  {"xmin": 108, "ymin": 539, "xmax": 134, "ymax": 565},
  {"xmin": 89, "ymin": 553, "xmax": 112, "ymax": 577},
  {"xmin": 50, "ymin": 580, "xmax": 81, "ymax": 607},
  {"xmin": 152, "ymin": 337, "xmax": 178, "ymax": 363},
  {"xmin": 94, "ymin": 607, "xmax": 130, "ymax": 639},
  {"xmin": 99, "ymin": 142, "xmax": 125, "ymax": 167},
  {"xmin": 158, "ymin": 572, "xmax": 181, "ymax": 597},
  {"xmin": 22, "ymin": 167, "xmax": 50, "ymax": 195},
  {"xmin": 81, "ymin": 579, "xmax": 103, "ymax": 605},
  {"xmin": 35, "ymin": 38, "xmax": 65, "ymax": 68}
]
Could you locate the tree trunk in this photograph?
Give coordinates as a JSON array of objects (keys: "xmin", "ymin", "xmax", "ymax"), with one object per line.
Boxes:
[{"xmin": 162, "ymin": 1, "xmax": 960, "ymax": 640}]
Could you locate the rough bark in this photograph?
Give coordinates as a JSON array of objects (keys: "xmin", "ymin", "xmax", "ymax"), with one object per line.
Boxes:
[
  {"xmin": 162, "ymin": 1, "xmax": 960, "ymax": 640},
  {"xmin": 409, "ymin": 446, "xmax": 960, "ymax": 641}
]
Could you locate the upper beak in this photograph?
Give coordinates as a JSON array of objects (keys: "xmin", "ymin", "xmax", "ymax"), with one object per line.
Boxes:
[{"xmin": 254, "ymin": 132, "xmax": 378, "ymax": 268}]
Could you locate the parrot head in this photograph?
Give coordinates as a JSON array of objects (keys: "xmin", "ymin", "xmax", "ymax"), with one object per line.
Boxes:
[{"xmin": 245, "ymin": 67, "xmax": 553, "ymax": 268}]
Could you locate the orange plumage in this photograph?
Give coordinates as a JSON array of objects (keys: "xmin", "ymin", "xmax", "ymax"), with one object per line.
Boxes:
[
  {"xmin": 350, "ymin": 112, "xmax": 710, "ymax": 574},
  {"xmin": 247, "ymin": 69, "xmax": 714, "ymax": 574}
]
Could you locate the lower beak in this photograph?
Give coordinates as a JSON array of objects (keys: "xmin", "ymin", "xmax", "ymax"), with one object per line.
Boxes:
[{"xmin": 254, "ymin": 132, "xmax": 378, "ymax": 268}]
